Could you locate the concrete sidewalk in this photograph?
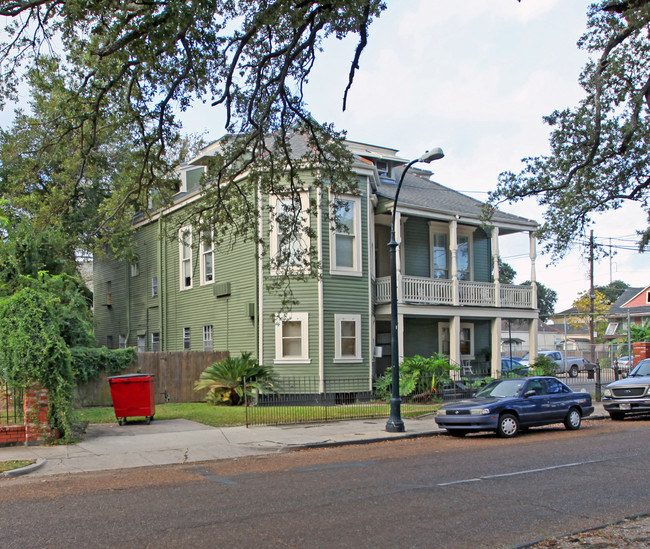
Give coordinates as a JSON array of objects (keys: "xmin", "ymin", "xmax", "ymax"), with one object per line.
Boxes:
[{"xmin": 0, "ymin": 403, "xmax": 608, "ymax": 478}]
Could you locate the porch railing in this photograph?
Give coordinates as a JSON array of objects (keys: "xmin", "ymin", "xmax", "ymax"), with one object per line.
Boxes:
[{"xmin": 375, "ymin": 276, "xmax": 534, "ymax": 309}]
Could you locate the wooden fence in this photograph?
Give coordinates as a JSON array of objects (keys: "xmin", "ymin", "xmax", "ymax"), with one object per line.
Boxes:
[{"xmin": 74, "ymin": 351, "xmax": 228, "ymax": 407}]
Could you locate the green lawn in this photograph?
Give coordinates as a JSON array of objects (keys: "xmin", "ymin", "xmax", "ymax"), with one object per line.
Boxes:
[
  {"xmin": 73, "ymin": 401, "xmax": 440, "ymax": 428},
  {"xmin": 74, "ymin": 402, "xmax": 247, "ymax": 428}
]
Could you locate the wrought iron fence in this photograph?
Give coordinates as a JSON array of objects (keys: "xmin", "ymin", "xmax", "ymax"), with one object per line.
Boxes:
[
  {"xmin": 244, "ymin": 375, "xmax": 473, "ymax": 427},
  {"xmin": 0, "ymin": 384, "xmax": 23, "ymax": 425}
]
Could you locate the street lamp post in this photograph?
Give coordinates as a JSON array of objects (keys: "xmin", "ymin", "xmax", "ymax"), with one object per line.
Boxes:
[{"xmin": 386, "ymin": 147, "xmax": 444, "ymax": 433}]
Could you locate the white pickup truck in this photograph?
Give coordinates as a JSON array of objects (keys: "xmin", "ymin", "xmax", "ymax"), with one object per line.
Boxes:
[{"xmin": 520, "ymin": 350, "xmax": 593, "ymax": 378}]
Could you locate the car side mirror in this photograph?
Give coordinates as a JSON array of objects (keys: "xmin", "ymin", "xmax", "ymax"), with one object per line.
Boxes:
[{"xmin": 524, "ymin": 390, "xmax": 536, "ymax": 398}]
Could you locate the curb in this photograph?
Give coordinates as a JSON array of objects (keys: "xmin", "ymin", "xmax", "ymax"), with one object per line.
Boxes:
[{"xmin": 1, "ymin": 458, "xmax": 46, "ymax": 478}]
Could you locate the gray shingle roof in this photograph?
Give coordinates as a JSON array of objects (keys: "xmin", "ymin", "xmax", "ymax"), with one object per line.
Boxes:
[
  {"xmin": 375, "ymin": 166, "xmax": 537, "ymax": 230},
  {"xmin": 609, "ymin": 287, "xmax": 650, "ymax": 316}
]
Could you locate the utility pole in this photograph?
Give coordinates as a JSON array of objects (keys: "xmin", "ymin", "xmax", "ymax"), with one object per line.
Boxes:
[{"xmin": 590, "ymin": 230, "xmax": 600, "ymax": 401}]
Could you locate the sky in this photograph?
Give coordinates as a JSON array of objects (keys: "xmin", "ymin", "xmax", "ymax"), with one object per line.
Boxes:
[
  {"xmin": 3, "ymin": 0, "xmax": 648, "ymax": 312},
  {"xmin": 177, "ymin": 0, "xmax": 649, "ymax": 312}
]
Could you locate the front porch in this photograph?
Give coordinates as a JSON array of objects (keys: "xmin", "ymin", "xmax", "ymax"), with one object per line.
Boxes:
[{"xmin": 375, "ymin": 276, "xmax": 535, "ymax": 308}]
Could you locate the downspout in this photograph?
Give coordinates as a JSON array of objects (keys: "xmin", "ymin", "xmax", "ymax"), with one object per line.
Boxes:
[
  {"xmin": 317, "ymin": 185, "xmax": 325, "ymax": 393},
  {"xmin": 159, "ymin": 216, "xmax": 164, "ymax": 351},
  {"xmin": 125, "ymin": 262, "xmax": 131, "ymax": 346},
  {"xmin": 367, "ymin": 176, "xmax": 374, "ymax": 389}
]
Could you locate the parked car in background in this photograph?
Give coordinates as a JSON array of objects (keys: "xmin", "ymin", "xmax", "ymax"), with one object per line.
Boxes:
[
  {"xmin": 614, "ymin": 356, "xmax": 632, "ymax": 372},
  {"xmin": 501, "ymin": 357, "xmax": 528, "ymax": 376},
  {"xmin": 434, "ymin": 376, "xmax": 594, "ymax": 438},
  {"xmin": 520, "ymin": 350, "xmax": 589, "ymax": 378},
  {"xmin": 603, "ymin": 358, "xmax": 650, "ymax": 420}
]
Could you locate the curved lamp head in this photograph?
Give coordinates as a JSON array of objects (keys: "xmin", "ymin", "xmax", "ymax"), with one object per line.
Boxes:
[{"xmin": 418, "ymin": 147, "xmax": 444, "ymax": 163}]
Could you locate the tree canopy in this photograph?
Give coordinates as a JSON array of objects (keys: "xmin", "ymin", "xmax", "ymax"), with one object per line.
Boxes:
[
  {"xmin": 489, "ymin": 1, "xmax": 650, "ymax": 258},
  {"xmin": 595, "ymin": 279, "xmax": 630, "ymax": 303},
  {"xmin": 0, "ymin": 1, "xmax": 385, "ymax": 258}
]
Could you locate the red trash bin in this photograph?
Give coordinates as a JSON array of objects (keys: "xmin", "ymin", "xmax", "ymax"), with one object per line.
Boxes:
[{"xmin": 107, "ymin": 373, "xmax": 156, "ymax": 425}]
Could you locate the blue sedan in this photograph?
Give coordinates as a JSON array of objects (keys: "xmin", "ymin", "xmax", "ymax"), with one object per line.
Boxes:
[{"xmin": 435, "ymin": 376, "xmax": 594, "ymax": 438}]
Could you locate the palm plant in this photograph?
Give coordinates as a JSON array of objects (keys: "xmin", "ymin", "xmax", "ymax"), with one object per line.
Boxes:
[{"xmin": 194, "ymin": 352, "xmax": 276, "ymax": 405}]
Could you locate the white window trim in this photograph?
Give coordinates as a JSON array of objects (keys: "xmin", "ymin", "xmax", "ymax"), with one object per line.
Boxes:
[
  {"xmin": 456, "ymin": 226, "xmax": 474, "ymax": 281},
  {"xmin": 200, "ymin": 230, "xmax": 214, "ymax": 285},
  {"xmin": 118, "ymin": 334, "xmax": 127, "ymax": 349},
  {"xmin": 203, "ymin": 325, "xmax": 213, "ymax": 351},
  {"xmin": 137, "ymin": 335, "xmax": 146, "ymax": 353},
  {"xmin": 177, "ymin": 165, "xmax": 207, "ymax": 194},
  {"xmin": 269, "ymin": 192, "xmax": 310, "ymax": 275},
  {"xmin": 428, "ymin": 221, "xmax": 449, "ymax": 280},
  {"xmin": 151, "ymin": 332, "xmax": 160, "ymax": 351},
  {"xmin": 438, "ymin": 322, "xmax": 475, "ymax": 359},
  {"xmin": 179, "ymin": 226, "xmax": 193, "ymax": 290},
  {"xmin": 334, "ymin": 314, "xmax": 363, "ymax": 363},
  {"xmin": 183, "ymin": 327, "xmax": 191, "ymax": 350},
  {"xmin": 130, "ymin": 262, "xmax": 139, "ymax": 277},
  {"xmin": 330, "ymin": 194, "xmax": 362, "ymax": 276},
  {"xmin": 274, "ymin": 312, "xmax": 311, "ymax": 364}
]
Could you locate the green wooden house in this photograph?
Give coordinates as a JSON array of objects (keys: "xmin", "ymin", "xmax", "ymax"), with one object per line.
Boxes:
[{"xmin": 93, "ymin": 136, "xmax": 539, "ymax": 389}]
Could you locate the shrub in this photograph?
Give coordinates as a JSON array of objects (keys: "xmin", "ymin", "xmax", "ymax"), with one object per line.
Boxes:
[
  {"xmin": 71, "ymin": 347, "xmax": 137, "ymax": 383},
  {"xmin": 194, "ymin": 352, "xmax": 276, "ymax": 405},
  {"xmin": 374, "ymin": 354, "xmax": 458, "ymax": 400},
  {"xmin": 529, "ymin": 355, "xmax": 557, "ymax": 377}
]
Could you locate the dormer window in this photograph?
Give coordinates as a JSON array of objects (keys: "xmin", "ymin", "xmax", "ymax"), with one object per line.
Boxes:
[{"xmin": 375, "ymin": 160, "xmax": 390, "ymax": 177}]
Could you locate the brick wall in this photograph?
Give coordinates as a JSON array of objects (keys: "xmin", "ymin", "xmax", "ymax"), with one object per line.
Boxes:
[
  {"xmin": 633, "ymin": 342, "xmax": 650, "ymax": 367},
  {"xmin": 0, "ymin": 386, "xmax": 49, "ymax": 447}
]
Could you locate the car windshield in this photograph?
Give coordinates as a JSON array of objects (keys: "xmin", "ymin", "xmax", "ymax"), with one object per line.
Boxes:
[
  {"xmin": 629, "ymin": 360, "xmax": 650, "ymax": 377},
  {"xmin": 475, "ymin": 379, "xmax": 526, "ymax": 398}
]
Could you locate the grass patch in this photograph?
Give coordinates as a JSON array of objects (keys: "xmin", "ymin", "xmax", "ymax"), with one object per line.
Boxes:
[
  {"xmin": 74, "ymin": 402, "xmax": 246, "ymax": 428},
  {"xmin": 0, "ymin": 459, "xmax": 35, "ymax": 473},
  {"xmin": 72, "ymin": 401, "xmax": 440, "ymax": 428}
]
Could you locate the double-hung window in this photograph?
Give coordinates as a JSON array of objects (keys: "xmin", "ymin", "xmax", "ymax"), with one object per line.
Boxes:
[
  {"xmin": 151, "ymin": 332, "xmax": 160, "ymax": 352},
  {"xmin": 203, "ymin": 325, "xmax": 213, "ymax": 351},
  {"xmin": 269, "ymin": 192, "xmax": 309, "ymax": 273},
  {"xmin": 457, "ymin": 234, "xmax": 471, "ymax": 281},
  {"xmin": 152, "ymin": 276, "xmax": 158, "ymax": 297},
  {"xmin": 274, "ymin": 312, "xmax": 310, "ymax": 363},
  {"xmin": 200, "ymin": 231, "xmax": 214, "ymax": 284},
  {"xmin": 334, "ymin": 314, "xmax": 362, "ymax": 362},
  {"xmin": 183, "ymin": 327, "xmax": 191, "ymax": 350},
  {"xmin": 137, "ymin": 335, "xmax": 146, "ymax": 353},
  {"xmin": 179, "ymin": 226, "xmax": 192, "ymax": 289},
  {"xmin": 331, "ymin": 196, "xmax": 362, "ymax": 276}
]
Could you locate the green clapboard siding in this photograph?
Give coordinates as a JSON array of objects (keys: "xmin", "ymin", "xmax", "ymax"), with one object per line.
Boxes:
[{"xmin": 473, "ymin": 228, "xmax": 491, "ymax": 282}]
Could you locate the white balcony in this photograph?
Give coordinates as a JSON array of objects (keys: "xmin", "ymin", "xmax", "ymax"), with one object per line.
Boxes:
[{"xmin": 375, "ymin": 276, "xmax": 534, "ymax": 309}]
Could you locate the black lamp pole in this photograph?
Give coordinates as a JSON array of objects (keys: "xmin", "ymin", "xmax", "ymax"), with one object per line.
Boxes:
[{"xmin": 386, "ymin": 148, "xmax": 444, "ymax": 433}]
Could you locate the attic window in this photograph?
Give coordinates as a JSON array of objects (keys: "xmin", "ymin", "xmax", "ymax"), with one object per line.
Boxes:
[
  {"xmin": 375, "ymin": 160, "xmax": 390, "ymax": 177},
  {"xmin": 647, "ymin": 291, "xmax": 650, "ymax": 304}
]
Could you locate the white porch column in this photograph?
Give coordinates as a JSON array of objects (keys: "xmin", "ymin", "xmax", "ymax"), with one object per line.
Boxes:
[
  {"xmin": 529, "ymin": 231, "xmax": 538, "ymax": 310},
  {"xmin": 450, "ymin": 219, "xmax": 458, "ymax": 305},
  {"xmin": 529, "ymin": 318, "xmax": 538, "ymax": 360},
  {"xmin": 491, "ymin": 317, "xmax": 502, "ymax": 378},
  {"xmin": 492, "ymin": 227, "xmax": 500, "ymax": 307},
  {"xmin": 450, "ymin": 315, "xmax": 461, "ymax": 367}
]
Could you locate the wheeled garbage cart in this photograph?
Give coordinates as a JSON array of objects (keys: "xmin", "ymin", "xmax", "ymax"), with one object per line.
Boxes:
[{"xmin": 107, "ymin": 373, "xmax": 156, "ymax": 425}]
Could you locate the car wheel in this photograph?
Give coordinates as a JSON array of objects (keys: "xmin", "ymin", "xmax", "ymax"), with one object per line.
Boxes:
[
  {"xmin": 569, "ymin": 365, "xmax": 578, "ymax": 378},
  {"xmin": 609, "ymin": 411, "xmax": 626, "ymax": 421},
  {"xmin": 448, "ymin": 430, "xmax": 468, "ymax": 437},
  {"xmin": 497, "ymin": 414, "xmax": 519, "ymax": 438},
  {"xmin": 564, "ymin": 407, "xmax": 581, "ymax": 430}
]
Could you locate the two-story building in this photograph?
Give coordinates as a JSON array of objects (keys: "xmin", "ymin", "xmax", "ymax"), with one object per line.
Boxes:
[{"xmin": 93, "ymin": 135, "xmax": 539, "ymax": 389}]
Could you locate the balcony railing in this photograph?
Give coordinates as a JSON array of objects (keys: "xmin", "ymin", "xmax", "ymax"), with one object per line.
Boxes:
[{"xmin": 375, "ymin": 276, "xmax": 534, "ymax": 309}]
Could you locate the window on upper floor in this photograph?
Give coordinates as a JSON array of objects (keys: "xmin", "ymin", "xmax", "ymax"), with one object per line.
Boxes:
[
  {"xmin": 106, "ymin": 281, "xmax": 112, "ymax": 306},
  {"xmin": 432, "ymin": 232, "xmax": 448, "ymax": 279},
  {"xmin": 274, "ymin": 312, "xmax": 310, "ymax": 364},
  {"xmin": 335, "ymin": 314, "xmax": 362, "ymax": 362},
  {"xmin": 269, "ymin": 192, "xmax": 310, "ymax": 274},
  {"xmin": 457, "ymin": 234, "xmax": 471, "ymax": 281},
  {"xmin": 200, "ymin": 231, "xmax": 214, "ymax": 285},
  {"xmin": 130, "ymin": 262, "xmax": 139, "ymax": 277},
  {"xmin": 179, "ymin": 226, "xmax": 192, "ymax": 290},
  {"xmin": 331, "ymin": 195, "xmax": 362, "ymax": 276},
  {"xmin": 152, "ymin": 276, "xmax": 158, "ymax": 297}
]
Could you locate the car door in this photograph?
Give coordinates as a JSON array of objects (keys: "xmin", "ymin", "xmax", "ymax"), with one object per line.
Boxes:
[
  {"xmin": 518, "ymin": 379, "xmax": 551, "ymax": 424},
  {"xmin": 542, "ymin": 378, "xmax": 572, "ymax": 420}
]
